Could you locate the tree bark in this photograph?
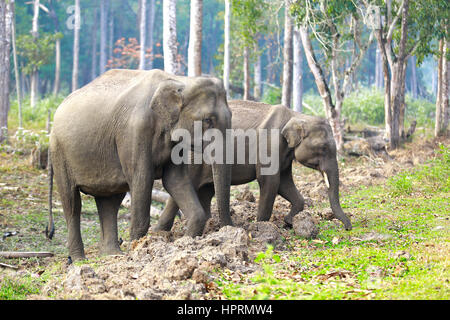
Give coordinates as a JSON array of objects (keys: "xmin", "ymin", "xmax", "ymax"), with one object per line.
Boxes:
[
  {"xmin": 0, "ymin": 0, "xmax": 13, "ymax": 142},
  {"xmin": 99, "ymin": 0, "xmax": 108, "ymax": 75},
  {"xmin": 139, "ymin": 0, "xmax": 147, "ymax": 70},
  {"xmin": 281, "ymin": 0, "xmax": 293, "ymax": 108},
  {"xmin": 292, "ymin": 27, "xmax": 303, "ymax": 113},
  {"xmin": 163, "ymin": 0, "xmax": 178, "ymax": 75},
  {"xmin": 188, "ymin": 0, "xmax": 203, "ymax": 77},
  {"xmin": 71, "ymin": 0, "xmax": 80, "ymax": 92},
  {"xmin": 223, "ymin": 0, "xmax": 231, "ymax": 96}
]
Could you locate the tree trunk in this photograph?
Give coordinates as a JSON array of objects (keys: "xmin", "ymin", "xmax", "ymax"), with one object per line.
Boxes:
[
  {"xmin": 281, "ymin": 0, "xmax": 293, "ymax": 108},
  {"xmin": 442, "ymin": 41, "xmax": 449, "ymax": 133},
  {"xmin": 435, "ymin": 40, "xmax": 449, "ymax": 137},
  {"xmin": 91, "ymin": 9, "xmax": 98, "ymax": 81},
  {"xmin": 99, "ymin": 0, "xmax": 108, "ymax": 75},
  {"xmin": 254, "ymin": 52, "xmax": 262, "ymax": 101},
  {"xmin": 410, "ymin": 55, "xmax": 418, "ymax": 98},
  {"xmin": 11, "ymin": 1, "xmax": 22, "ymax": 128},
  {"xmin": 243, "ymin": 46, "xmax": 250, "ymax": 101},
  {"xmin": 147, "ymin": 0, "xmax": 156, "ymax": 69},
  {"xmin": 30, "ymin": 0, "xmax": 40, "ymax": 108},
  {"xmin": 71, "ymin": 0, "xmax": 80, "ymax": 92},
  {"xmin": 108, "ymin": 3, "xmax": 114, "ymax": 64},
  {"xmin": 163, "ymin": 0, "xmax": 177, "ymax": 75},
  {"xmin": 292, "ymin": 26, "xmax": 303, "ymax": 113},
  {"xmin": 188, "ymin": 0, "xmax": 203, "ymax": 77},
  {"xmin": 375, "ymin": 47, "xmax": 383, "ymax": 88},
  {"xmin": 138, "ymin": 0, "xmax": 147, "ymax": 70},
  {"xmin": 0, "ymin": 0, "xmax": 13, "ymax": 142},
  {"xmin": 299, "ymin": 26, "xmax": 343, "ymax": 150},
  {"xmin": 49, "ymin": 0, "xmax": 60, "ymax": 95},
  {"xmin": 223, "ymin": 0, "xmax": 231, "ymax": 96}
]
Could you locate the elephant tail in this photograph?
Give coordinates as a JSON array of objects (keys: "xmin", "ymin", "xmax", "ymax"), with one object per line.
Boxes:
[{"xmin": 45, "ymin": 148, "xmax": 55, "ymax": 240}]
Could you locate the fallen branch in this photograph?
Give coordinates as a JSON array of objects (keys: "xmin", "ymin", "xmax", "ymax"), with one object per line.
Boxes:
[
  {"xmin": 0, "ymin": 262, "xmax": 19, "ymax": 269},
  {"xmin": 0, "ymin": 251, "xmax": 54, "ymax": 259}
]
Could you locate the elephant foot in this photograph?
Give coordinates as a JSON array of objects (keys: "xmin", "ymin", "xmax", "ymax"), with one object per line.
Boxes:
[
  {"xmin": 153, "ymin": 222, "xmax": 172, "ymax": 232},
  {"xmin": 70, "ymin": 252, "xmax": 87, "ymax": 262},
  {"xmin": 283, "ymin": 214, "xmax": 294, "ymax": 228},
  {"xmin": 99, "ymin": 245, "xmax": 123, "ymax": 257}
]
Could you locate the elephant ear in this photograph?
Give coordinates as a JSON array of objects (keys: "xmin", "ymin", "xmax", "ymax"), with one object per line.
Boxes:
[
  {"xmin": 149, "ymin": 79, "xmax": 186, "ymax": 123},
  {"xmin": 281, "ymin": 118, "xmax": 307, "ymax": 148}
]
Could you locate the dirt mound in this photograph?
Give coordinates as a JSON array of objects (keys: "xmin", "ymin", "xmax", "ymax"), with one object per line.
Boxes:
[{"xmin": 41, "ymin": 226, "xmax": 256, "ymax": 299}]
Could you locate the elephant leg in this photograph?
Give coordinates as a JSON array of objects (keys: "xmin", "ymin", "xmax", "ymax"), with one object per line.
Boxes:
[
  {"xmin": 198, "ymin": 185, "xmax": 215, "ymax": 220},
  {"xmin": 154, "ymin": 197, "xmax": 180, "ymax": 232},
  {"xmin": 163, "ymin": 167, "xmax": 207, "ymax": 237},
  {"xmin": 278, "ymin": 169, "xmax": 305, "ymax": 226},
  {"xmin": 256, "ymin": 174, "xmax": 280, "ymax": 221},
  {"xmin": 95, "ymin": 193, "xmax": 125, "ymax": 256},
  {"xmin": 53, "ymin": 168, "xmax": 85, "ymax": 261}
]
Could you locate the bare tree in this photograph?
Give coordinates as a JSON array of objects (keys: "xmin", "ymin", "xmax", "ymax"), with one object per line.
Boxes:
[
  {"xmin": 282, "ymin": 0, "xmax": 293, "ymax": 108},
  {"xmin": 71, "ymin": 0, "xmax": 80, "ymax": 92},
  {"xmin": 223, "ymin": 0, "xmax": 231, "ymax": 96},
  {"xmin": 163, "ymin": 0, "xmax": 178, "ymax": 74},
  {"xmin": 292, "ymin": 26, "xmax": 303, "ymax": 113},
  {"xmin": 139, "ymin": 0, "xmax": 147, "ymax": 70},
  {"xmin": 0, "ymin": 0, "xmax": 13, "ymax": 142},
  {"xmin": 188, "ymin": 0, "xmax": 203, "ymax": 77}
]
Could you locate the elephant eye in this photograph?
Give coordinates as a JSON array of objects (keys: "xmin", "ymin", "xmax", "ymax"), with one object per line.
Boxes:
[{"xmin": 203, "ymin": 118, "xmax": 213, "ymax": 127}]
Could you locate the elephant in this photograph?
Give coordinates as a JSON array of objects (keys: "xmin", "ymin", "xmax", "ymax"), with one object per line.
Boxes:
[
  {"xmin": 46, "ymin": 69, "xmax": 232, "ymax": 261},
  {"xmin": 155, "ymin": 100, "xmax": 352, "ymax": 234}
]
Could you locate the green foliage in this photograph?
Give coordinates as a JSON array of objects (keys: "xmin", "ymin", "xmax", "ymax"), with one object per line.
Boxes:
[
  {"xmin": 388, "ymin": 144, "xmax": 449, "ymax": 196},
  {"xmin": 339, "ymin": 87, "xmax": 435, "ymax": 126},
  {"xmin": 231, "ymin": 0, "xmax": 269, "ymax": 48},
  {"xmin": 16, "ymin": 33, "xmax": 61, "ymax": 75},
  {"xmin": 261, "ymin": 85, "xmax": 281, "ymax": 105},
  {"xmin": 0, "ymin": 276, "xmax": 41, "ymax": 300},
  {"xmin": 9, "ymin": 94, "xmax": 64, "ymax": 130}
]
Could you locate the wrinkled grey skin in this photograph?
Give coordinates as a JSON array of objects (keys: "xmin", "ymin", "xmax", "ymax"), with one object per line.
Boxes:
[
  {"xmin": 48, "ymin": 69, "xmax": 232, "ymax": 261},
  {"xmin": 155, "ymin": 100, "xmax": 352, "ymax": 233}
]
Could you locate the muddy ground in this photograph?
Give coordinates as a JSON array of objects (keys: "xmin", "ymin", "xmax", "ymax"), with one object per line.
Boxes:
[{"xmin": 1, "ymin": 134, "xmax": 448, "ymax": 300}]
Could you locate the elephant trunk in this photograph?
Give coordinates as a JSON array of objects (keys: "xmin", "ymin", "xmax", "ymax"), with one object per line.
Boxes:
[
  {"xmin": 323, "ymin": 161, "xmax": 352, "ymax": 231},
  {"xmin": 212, "ymin": 162, "xmax": 233, "ymax": 227}
]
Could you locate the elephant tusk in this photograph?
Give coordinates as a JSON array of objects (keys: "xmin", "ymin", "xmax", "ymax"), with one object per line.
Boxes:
[{"xmin": 323, "ymin": 171, "xmax": 330, "ymax": 189}]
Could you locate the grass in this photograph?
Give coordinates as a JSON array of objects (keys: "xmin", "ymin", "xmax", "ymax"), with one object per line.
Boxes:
[{"xmin": 217, "ymin": 144, "xmax": 450, "ymax": 300}]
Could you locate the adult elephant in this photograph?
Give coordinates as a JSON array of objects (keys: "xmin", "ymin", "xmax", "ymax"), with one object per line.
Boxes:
[
  {"xmin": 47, "ymin": 69, "xmax": 232, "ymax": 261},
  {"xmin": 155, "ymin": 100, "xmax": 352, "ymax": 233}
]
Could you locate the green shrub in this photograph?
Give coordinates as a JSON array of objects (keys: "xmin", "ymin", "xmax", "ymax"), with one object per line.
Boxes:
[
  {"xmin": 8, "ymin": 94, "xmax": 65, "ymax": 130},
  {"xmin": 262, "ymin": 85, "xmax": 281, "ymax": 105}
]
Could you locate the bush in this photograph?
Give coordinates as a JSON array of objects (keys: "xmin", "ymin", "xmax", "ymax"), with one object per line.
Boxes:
[{"xmin": 8, "ymin": 94, "xmax": 65, "ymax": 130}]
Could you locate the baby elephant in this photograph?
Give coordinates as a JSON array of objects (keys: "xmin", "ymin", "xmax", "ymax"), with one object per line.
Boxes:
[{"xmin": 155, "ymin": 100, "xmax": 352, "ymax": 234}]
